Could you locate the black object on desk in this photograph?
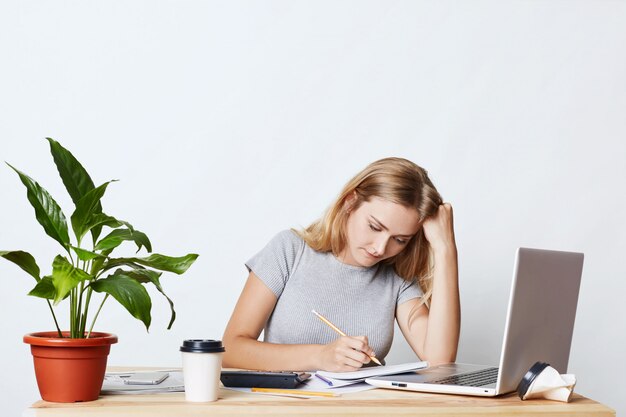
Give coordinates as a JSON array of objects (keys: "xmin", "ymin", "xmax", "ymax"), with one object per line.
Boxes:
[{"xmin": 220, "ymin": 371, "xmax": 311, "ymax": 388}]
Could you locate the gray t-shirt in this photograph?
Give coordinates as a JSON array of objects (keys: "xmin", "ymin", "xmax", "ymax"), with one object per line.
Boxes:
[{"xmin": 245, "ymin": 229, "xmax": 422, "ymax": 361}]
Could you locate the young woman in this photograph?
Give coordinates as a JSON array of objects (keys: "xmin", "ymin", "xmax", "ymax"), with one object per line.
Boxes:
[{"xmin": 222, "ymin": 157, "xmax": 460, "ymax": 372}]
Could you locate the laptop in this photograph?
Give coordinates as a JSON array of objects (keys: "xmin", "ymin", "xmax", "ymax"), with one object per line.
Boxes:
[{"xmin": 366, "ymin": 247, "xmax": 584, "ymax": 397}]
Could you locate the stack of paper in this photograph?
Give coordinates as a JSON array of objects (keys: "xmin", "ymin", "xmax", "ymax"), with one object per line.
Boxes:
[{"xmin": 316, "ymin": 361, "xmax": 429, "ymax": 386}]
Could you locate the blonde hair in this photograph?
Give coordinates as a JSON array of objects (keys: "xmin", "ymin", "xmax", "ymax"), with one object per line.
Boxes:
[{"xmin": 296, "ymin": 157, "xmax": 443, "ymax": 306}]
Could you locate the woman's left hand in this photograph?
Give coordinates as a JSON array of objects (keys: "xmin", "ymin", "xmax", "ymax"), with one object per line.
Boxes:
[{"xmin": 422, "ymin": 203, "xmax": 456, "ymax": 253}]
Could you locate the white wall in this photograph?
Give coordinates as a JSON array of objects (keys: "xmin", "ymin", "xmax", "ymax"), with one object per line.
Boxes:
[{"xmin": 1, "ymin": 1, "xmax": 624, "ymax": 414}]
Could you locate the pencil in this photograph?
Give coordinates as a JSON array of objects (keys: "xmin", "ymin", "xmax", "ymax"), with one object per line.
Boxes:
[
  {"xmin": 311, "ymin": 309, "xmax": 382, "ymax": 366},
  {"xmin": 315, "ymin": 373, "xmax": 333, "ymax": 386},
  {"xmin": 251, "ymin": 387, "xmax": 339, "ymax": 397}
]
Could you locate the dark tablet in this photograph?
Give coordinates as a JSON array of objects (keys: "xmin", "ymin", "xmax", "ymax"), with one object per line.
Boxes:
[{"xmin": 220, "ymin": 371, "xmax": 311, "ymax": 388}]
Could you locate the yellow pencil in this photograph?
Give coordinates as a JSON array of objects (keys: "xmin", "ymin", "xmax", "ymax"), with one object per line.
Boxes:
[
  {"xmin": 311, "ymin": 309, "xmax": 382, "ymax": 366},
  {"xmin": 251, "ymin": 387, "xmax": 339, "ymax": 397}
]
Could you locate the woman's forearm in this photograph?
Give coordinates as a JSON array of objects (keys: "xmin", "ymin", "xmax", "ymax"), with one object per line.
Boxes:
[
  {"xmin": 422, "ymin": 246, "xmax": 461, "ymax": 364},
  {"xmin": 222, "ymin": 335, "xmax": 322, "ymax": 371}
]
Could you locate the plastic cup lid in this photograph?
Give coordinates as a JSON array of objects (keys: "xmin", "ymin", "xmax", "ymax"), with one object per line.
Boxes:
[
  {"xmin": 517, "ymin": 361, "xmax": 550, "ymax": 399},
  {"xmin": 180, "ymin": 339, "xmax": 225, "ymax": 353}
]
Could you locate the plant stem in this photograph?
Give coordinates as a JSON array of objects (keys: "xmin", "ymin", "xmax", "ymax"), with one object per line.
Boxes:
[
  {"xmin": 46, "ymin": 300, "xmax": 62, "ymax": 337},
  {"xmin": 70, "ymin": 288, "xmax": 76, "ymax": 338},
  {"xmin": 67, "ymin": 248, "xmax": 75, "ymax": 266},
  {"xmin": 76, "ymin": 282, "xmax": 85, "ymax": 336},
  {"xmin": 69, "ymin": 289, "xmax": 73, "ymax": 337},
  {"xmin": 80, "ymin": 286, "xmax": 94, "ymax": 336},
  {"xmin": 68, "ymin": 250, "xmax": 78, "ymax": 338},
  {"xmin": 87, "ymin": 294, "xmax": 109, "ymax": 339}
]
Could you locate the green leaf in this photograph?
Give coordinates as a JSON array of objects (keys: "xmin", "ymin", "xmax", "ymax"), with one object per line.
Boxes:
[
  {"xmin": 0, "ymin": 250, "xmax": 41, "ymax": 281},
  {"xmin": 90, "ymin": 273, "xmax": 152, "ymax": 331},
  {"xmin": 50, "ymin": 255, "xmax": 91, "ymax": 305},
  {"xmin": 90, "ymin": 248, "xmax": 113, "ymax": 276},
  {"xmin": 71, "ymin": 246, "xmax": 105, "ymax": 262},
  {"xmin": 70, "ymin": 181, "xmax": 116, "ymax": 244},
  {"xmin": 28, "ymin": 276, "xmax": 56, "ymax": 299},
  {"xmin": 112, "ymin": 268, "xmax": 159, "ymax": 284},
  {"xmin": 95, "ymin": 228, "xmax": 152, "ymax": 253},
  {"xmin": 103, "ymin": 253, "xmax": 198, "ymax": 275},
  {"xmin": 113, "ymin": 269, "xmax": 176, "ymax": 329},
  {"xmin": 118, "ymin": 220, "xmax": 134, "ymax": 232},
  {"xmin": 84, "ymin": 213, "xmax": 123, "ymax": 234},
  {"xmin": 46, "ymin": 138, "xmax": 97, "ymax": 206},
  {"xmin": 6, "ymin": 163, "xmax": 70, "ymax": 249},
  {"xmin": 46, "ymin": 138, "xmax": 104, "ymax": 245}
]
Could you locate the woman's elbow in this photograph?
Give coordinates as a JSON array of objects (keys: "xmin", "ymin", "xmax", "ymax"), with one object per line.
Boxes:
[
  {"xmin": 425, "ymin": 356, "xmax": 456, "ymax": 367},
  {"xmin": 222, "ymin": 332, "xmax": 256, "ymax": 368},
  {"xmin": 221, "ymin": 330, "xmax": 240, "ymax": 367},
  {"xmin": 420, "ymin": 349, "xmax": 457, "ymax": 367}
]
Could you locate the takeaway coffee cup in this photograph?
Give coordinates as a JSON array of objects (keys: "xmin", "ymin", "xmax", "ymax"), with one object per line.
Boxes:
[{"xmin": 180, "ymin": 339, "xmax": 225, "ymax": 402}]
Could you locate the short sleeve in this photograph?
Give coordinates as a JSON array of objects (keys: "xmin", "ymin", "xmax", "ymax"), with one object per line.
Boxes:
[
  {"xmin": 245, "ymin": 230, "xmax": 304, "ymax": 298},
  {"xmin": 397, "ymin": 278, "xmax": 423, "ymax": 305}
]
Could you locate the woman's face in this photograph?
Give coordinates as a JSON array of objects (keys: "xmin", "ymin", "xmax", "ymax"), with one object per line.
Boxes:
[{"xmin": 339, "ymin": 196, "xmax": 421, "ymax": 268}]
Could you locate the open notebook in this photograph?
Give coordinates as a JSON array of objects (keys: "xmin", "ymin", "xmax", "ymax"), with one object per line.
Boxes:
[{"xmin": 316, "ymin": 361, "xmax": 428, "ymax": 385}]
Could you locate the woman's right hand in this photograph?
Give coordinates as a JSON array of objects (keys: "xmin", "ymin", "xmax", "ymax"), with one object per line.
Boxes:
[{"xmin": 318, "ymin": 336, "xmax": 376, "ymax": 372}]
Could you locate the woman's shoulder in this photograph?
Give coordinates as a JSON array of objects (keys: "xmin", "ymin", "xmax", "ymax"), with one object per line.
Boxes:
[
  {"xmin": 270, "ymin": 229, "xmax": 304, "ymax": 245},
  {"xmin": 262, "ymin": 229, "xmax": 306, "ymax": 255}
]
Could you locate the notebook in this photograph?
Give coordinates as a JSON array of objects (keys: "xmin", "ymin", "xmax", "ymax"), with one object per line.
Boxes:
[
  {"xmin": 317, "ymin": 361, "xmax": 428, "ymax": 382},
  {"xmin": 365, "ymin": 247, "xmax": 584, "ymax": 397}
]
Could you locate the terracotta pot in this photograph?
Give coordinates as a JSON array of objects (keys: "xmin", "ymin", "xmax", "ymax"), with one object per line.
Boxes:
[{"xmin": 23, "ymin": 331, "xmax": 118, "ymax": 402}]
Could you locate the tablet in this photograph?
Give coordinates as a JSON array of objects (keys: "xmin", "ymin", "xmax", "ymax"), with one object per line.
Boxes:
[{"xmin": 220, "ymin": 371, "xmax": 311, "ymax": 388}]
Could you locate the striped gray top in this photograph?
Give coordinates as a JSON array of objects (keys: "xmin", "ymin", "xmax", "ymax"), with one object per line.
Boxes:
[{"xmin": 246, "ymin": 230, "xmax": 422, "ymax": 363}]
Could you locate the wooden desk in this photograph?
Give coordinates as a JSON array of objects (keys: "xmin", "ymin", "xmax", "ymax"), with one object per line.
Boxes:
[{"xmin": 25, "ymin": 367, "xmax": 615, "ymax": 417}]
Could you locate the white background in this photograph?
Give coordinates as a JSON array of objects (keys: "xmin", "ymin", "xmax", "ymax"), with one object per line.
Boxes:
[{"xmin": 1, "ymin": 1, "xmax": 624, "ymax": 415}]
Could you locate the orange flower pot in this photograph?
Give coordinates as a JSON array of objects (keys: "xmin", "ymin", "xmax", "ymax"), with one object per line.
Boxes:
[{"xmin": 23, "ymin": 331, "xmax": 118, "ymax": 402}]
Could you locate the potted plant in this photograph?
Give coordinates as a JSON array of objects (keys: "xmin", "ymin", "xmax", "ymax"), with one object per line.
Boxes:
[{"xmin": 1, "ymin": 138, "xmax": 198, "ymax": 402}]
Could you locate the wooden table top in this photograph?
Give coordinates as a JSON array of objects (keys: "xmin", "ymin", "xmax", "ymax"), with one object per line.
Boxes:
[{"xmin": 26, "ymin": 385, "xmax": 615, "ymax": 417}]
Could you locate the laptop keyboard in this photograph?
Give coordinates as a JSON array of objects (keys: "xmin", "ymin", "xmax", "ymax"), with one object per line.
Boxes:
[{"xmin": 431, "ymin": 367, "xmax": 499, "ymax": 387}]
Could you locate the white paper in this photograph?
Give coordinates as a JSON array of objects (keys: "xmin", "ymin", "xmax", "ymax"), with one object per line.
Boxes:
[
  {"xmin": 224, "ymin": 381, "xmax": 375, "ymax": 397},
  {"xmin": 316, "ymin": 361, "xmax": 428, "ymax": 381},
  {"xmin": 303, "ymin": 377, "xmax": 375, "ymax": 392},
  {"xmin": 523, "ymin": 366, "xmax": 576, "ymax": 402}
]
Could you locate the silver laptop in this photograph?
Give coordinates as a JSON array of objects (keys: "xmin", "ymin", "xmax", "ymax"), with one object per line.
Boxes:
[{"xmin": 366, "ymin": 247, "xmax": 584, "ymax": 397}]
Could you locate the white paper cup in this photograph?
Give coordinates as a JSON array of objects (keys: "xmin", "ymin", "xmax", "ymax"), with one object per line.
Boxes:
[{"xmin": 180, "ymin": 339, "xmax": 225, "ymax": 402}]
